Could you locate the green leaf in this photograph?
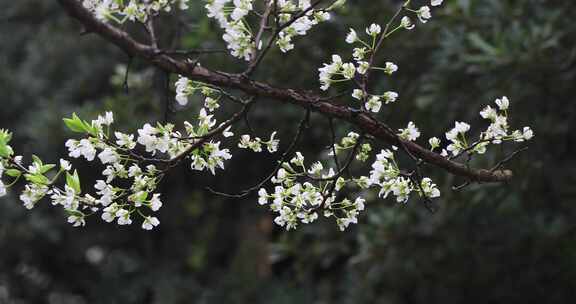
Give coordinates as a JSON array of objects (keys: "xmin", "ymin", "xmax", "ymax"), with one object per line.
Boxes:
[
  {"xmin": 40, "ymin": 164, "xmax": 56, "ymax": 174},
  {"xmin": 281, "ymin": 163, "xmax": 295, "ymax": 173},
  {"xmin": 81, "ymin": 119, "xmax": 98, "ymax": 136},
  {"xmin": 0, "ymin": 144, "xmax": 13, "ymax": 158},
  {"xmin": 0, "ymin": 129, "xmax": 12, "ymax": 144},
  {"xmin": 0, "ymin": 130, "xmax": 14, "ymax": 158},
  {"xmin": 66, "ymin": 170, "xmax": 81, "ymax": 194},
  {"xmin": 131, "ymin": 191, "xmax": 148, "ymax": 203},
  {"xmin": 63, "ymin": 113, "xmax": 87, "ymax": 133},
  {"xmin": 25, "ymin": 174, "xmax": 50, "ymax": 185},
  {"xmin": 327, "ymin": 0, "xmax": 346, "ymax": 10},
  {"xmin": 5, "ymin": 169, "xmax": 21, "ymax": 177},
  {"xmin": 467, "ymin": 32, "xmax": 499, "ymax": 56},
  {"xmin": 31, "ymin": 155, "xmax": 43, "ymax": 166}
]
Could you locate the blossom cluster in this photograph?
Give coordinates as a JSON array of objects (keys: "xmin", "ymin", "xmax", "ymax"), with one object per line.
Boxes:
[
  {"xmin": 205, "ymin": 0, "xmax": 256, "ymax": 60},
  {"xmin": 83, "ymin": 0, "xmax": 332, "ymax": 60},
  {"xmin": 0, "ymin": 84, "xmax": 248, "ymax": 229},
  {"xmin": 257, "ymin": 149, "xmax": 368, "ymax": 232},
  {"xmin": 0, "ymin": 130, "xmax": 14, "ymax": 199},
  {"xmin": 256, "ymin": 93, "xmax": 533, "ymax": 231},
  {"xmin": 238, "ymin": 132, "xmax": 279, "ymax": 153},
  {"xmin": 319, "ymin": 23, "xmax": 402, "ymax": 111},
  {"xmin": 82, "ymin": 0, "xmax": 190, "ymax": 23},
  {"xmin": 368, "ymin": 148, "xmax": 439, "ymax": 203},
  {"xmin": 398, "ymin": 121, "xmax": 421, "ymax": 142},
  {"xmin": 174, "ymin": 75, "xmax": 281, "ymax": 159},
  {"xmin": 274, "ymin": 0, "xmax": 331, "ymax": 53},
  {"xmin": 175, "ymin": 75, "xmax": 223, "ymax": 111},
  {"xmin": 257, "ymin": 132, "xmax": 440, "ymax": 231},
  {"xmin": 318, "ymin": 0, "xmax": 445, "ymax": 113},
  {"xmin": 428, "ymin": 96, "xmax": 534, "ymax": 157},
  {"xmin": 1, "ymin": 0, "xmax": 538, "ymax": 234},
  {"xmin": 331, "ymin": 132, "xmax": 372, "ymax": 162},
  {"xmin": 205, "ymin": 0, "xmax": 332, "ymax": 61}
]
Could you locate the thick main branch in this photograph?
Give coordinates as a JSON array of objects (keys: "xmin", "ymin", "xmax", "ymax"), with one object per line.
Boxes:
[{"xmin": 56, "ymin": 0, "xmax": 512, "ymax": 183}]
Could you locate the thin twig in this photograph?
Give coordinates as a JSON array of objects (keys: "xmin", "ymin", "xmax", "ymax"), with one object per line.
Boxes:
[{"xmin": 206, "ymin": 109, "xmax": 311, "ymax": 198}]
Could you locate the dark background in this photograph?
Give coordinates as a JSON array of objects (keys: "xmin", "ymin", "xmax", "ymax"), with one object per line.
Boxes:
[{"xmin": 1, "ymin": 0, "xmax": 575, "ymax": 303}]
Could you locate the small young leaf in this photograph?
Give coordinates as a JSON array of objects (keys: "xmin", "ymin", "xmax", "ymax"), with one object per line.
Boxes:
[
  {"xmin": 5, "ymin": 169, "xmax": 22, "ymax": 177},
  {"xmin": 0, "ymin": 129, "xmax": 12, "ymax": 144},
  {"xmin": 31, "ymin": 155, "xmax": 43, "ymax": 166},
  {"xmin": 63, "ymin": 113, "xmax": 87, "ymax": 133},
  {"xmin": 82, "ymin": 120, "xmax": 97, "ymax": 136},
  {"xmin": 281, "ymin": 163, "xmax": 295, "ymax": 173},
  {"xmin": 40, "ymin": 164, "xmax": 56, "ymax": 174},
  {"xmin": 0, "ymin": 144, "xmax": 13, "ymax": 158},
  {"xmin": 66, "ymin": 170, "xmax": 81, "ymax": 194},
  {"xmin": 25, "ymin": 174, "xmax": 50, "ymax": 185},
  {"xmin": 132, "ymin": 191, "xmax": 148, "ymax": 203}
]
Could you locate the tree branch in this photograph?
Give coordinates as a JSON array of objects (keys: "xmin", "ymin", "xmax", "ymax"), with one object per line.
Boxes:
[{"xmin": 56, "ymin": 0, "xmax": 512, "ymax": 183}]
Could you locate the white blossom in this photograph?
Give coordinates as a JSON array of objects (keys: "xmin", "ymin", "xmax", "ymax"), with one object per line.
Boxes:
[
  {"xmin": 115, "ymin": 132, "xmax": 136, "ymax": 149},
  {"xmin": 495, "ymin": 96, "xmax": 510, "ymax": 110},
  {"xmin": 307, "ymin": 162, "xmax": 324, "ymax": 176},
  {"xmin": 175, "ymin": 76, "xmax": 191, "ymax": 105},
  {"xmin": 68, "ymin": 214, "xmax": 86, "ymax": 227},
  {"xmin": 431, "ymin": 0, "xmax": 443, "ymax": 6},
  {"xmin": 366, "ymin": 23, "xmax": 381, "ymax": 36},
  {"xmin": 401, "ymin": 16, "xmax": 415, "ymax": 30},
  {"xmin": 258, "ymin": 188, "xmax": 268, "ymax": 205},
  {"xmin": 384, "ymin": 62, "xmax": 398, "ymax": 74},
  {"xmin": 357, "ymin": 61, "xmax": 370, "ymax": 74},
  {"xmin": 0, "ymin": 180, "xmax": 6, "ymax": 197},
  {"xmin": 398, "ymin": 121, "xmax": 421, "ymax": 141},
  {"xmin": 429, "ymin": 137, "xmax": 441, "ymax": 150},
  {"xmin": 420, "ymin": 177, "xmax": 440, "ymax": 198},
  {"xmin": 20, "ymin": 184, "xmax": 49, "ymax": 210},
  {"xmin": 522, "ymin": 127, "xmax": 534, "ymax": 140},
  {"xmin": 383, "ymin": 91, "xmax": 399, "ymax": 104},
  {"xmin": 353, "ymin": 47, "xmax": 367, "ymax": 61},
  {"xmin": 150, "ymin": 193, "xmax": 163, "ymax": 211},
  {"xmin": 341, "ymin": 63, "xmax": 356, "ymax": 79},
  {"xmin": 116, "ymin": 209, "xmax": 132, "ymax": 225},
  {"xmin": 290, "ymin": 152, "xmax": 305, "ymax": 167},
  {"xmin": 94, "ymin": 111, "xmax": 114, "ymax": 127},
  {"xmin": 417, "ymin": 6, "xmax": 432, "ymax": 23},
  {"xmin": 366, "ymin": 96, "xmax": 382, "ymax": 113},
  {"xmin": 98, "ymin": 148, "xmax": 119, "ymax": 164},
  {"xmin": 65, "ymin": 139, "xmax": 96, "ymax": 161},
  {"xmin": 50, "ymin": 186, "xmax": 78, "ymax": 209},
  {"xmin": 480, "ymin": 105, "xmax": 498, "ymax": 120},
  {"xmin": 352, "ymin": 89, "xmax": 364, "ymax": 100},
  {"xmin": 345, "ymin": 28, "xmax": 358, "ymax": 44},
  {"xmin": 101, "ymin": 204, "xmax": 118, "ymax": 223},
  {"xmin": 59, "ymin": 159, "xmax": 72, "ymax": 171},
  {"xmin": 266, "ymin": 131, "xmax": 280, "ymax": 153},
  {"xmin": 142, "ymin": 216, "xmax": 160, "ymax": 230},
  {"xmin": 222, "ymin": 126, "xmax": 234, "ymax": 138}
]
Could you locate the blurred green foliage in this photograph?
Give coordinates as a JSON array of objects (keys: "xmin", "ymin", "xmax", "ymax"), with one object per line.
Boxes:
[{"xmin": 1, "ymin": 0, "xmax": 575, "ymax": 303}]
